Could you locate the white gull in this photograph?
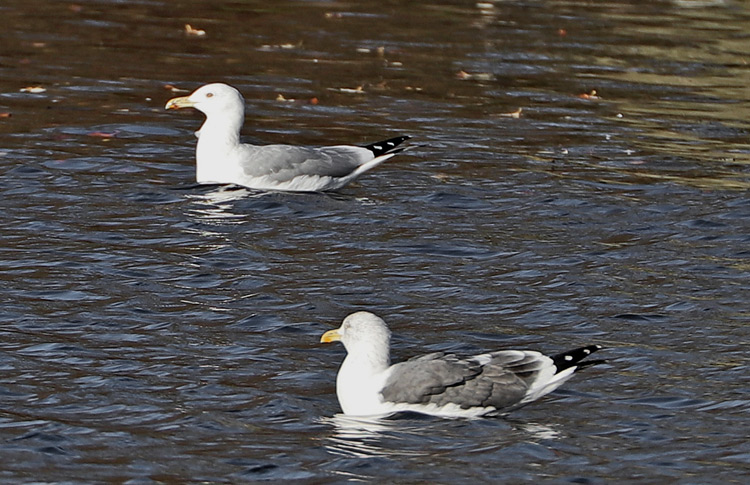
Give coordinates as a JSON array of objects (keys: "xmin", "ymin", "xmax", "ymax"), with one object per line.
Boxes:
[
  {"xmin": 320, "ymin": 311, "xmax": 603, "ymax": 418},
  {"xmin": 165, "ymin": 83, "xmax": 411, "ymax": 192}
]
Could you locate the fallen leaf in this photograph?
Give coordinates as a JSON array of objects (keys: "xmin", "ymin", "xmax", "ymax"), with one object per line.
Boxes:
[
  {"xmin": 309, "ymin": 97, "xmax": 319, "ymax": 105},
  {"xmin": 185, "ymin": 24, "xmax": 206, "ymax": 36},
  {"xmin": 164, "ymin": 84, "xmax": 189, "ymax": 93},
  {"xmin": 0, "ymin": 112, "xmax": 11, "ymax": 118},
  {"xmin": 558, "ymin": 28, "xmax": 567, "ymax": 36},
  {"xmin": 578, "ymin": 89, "xmax": 599, "ymax": 100},
  {"xmin": 499, "ymin": 107, "xmax": 523, "ymax": 118},
  {"xmin": 20, "ymin": 86, "xmax": 46, "ymax": 93},
  {"xmin": 455, "ymin": 70, "xmax": 495, "ymax": 81},
  {"xmin": 87, "ymin": 131, "xmax": 118, "ymax": 138},
  {"xmin": 331, "ymin": 86, "xmax": 365, "ymax": 94}
]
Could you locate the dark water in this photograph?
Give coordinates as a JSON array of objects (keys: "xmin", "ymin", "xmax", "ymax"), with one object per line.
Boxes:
[{"xmin": 2, "ymin": 0, "xmax": 750, "ymax": 482}]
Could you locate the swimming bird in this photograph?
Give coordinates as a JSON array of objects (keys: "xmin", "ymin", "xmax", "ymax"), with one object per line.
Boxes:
[
  {"xmin": 320, "ymin": 311, "xmax": 603, "ymax": 418},
  {"xmin": 165, "ymin": 83, "xmax": 411, "ymax": 192}
]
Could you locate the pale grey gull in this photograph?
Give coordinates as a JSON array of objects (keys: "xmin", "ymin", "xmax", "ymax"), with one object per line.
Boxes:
[
  {"xmin": 165, "ymin": 83, "xmax": 411, "ymax": 192},
  {"xmin": 320, "ymin": 311, "xmax": 603, "ymax": 418}
]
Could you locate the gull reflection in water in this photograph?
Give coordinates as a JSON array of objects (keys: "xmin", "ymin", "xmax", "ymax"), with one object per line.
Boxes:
[
  {"xmin": 184, "ymin": 185, "xmax": 254, "ymax": 223},
  {"xmin": 320, "ymin": 412, "xmax": 563, "ymax": 460},
  {"xmin": 321, "ymin": 413, "xmax": 433, "ymax": 459}
]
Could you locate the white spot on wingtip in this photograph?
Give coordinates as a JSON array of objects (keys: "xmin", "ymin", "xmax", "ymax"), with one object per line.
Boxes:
[{"xmin": 565, "ymin": 355, "xmax": 573, "ymax": 361}]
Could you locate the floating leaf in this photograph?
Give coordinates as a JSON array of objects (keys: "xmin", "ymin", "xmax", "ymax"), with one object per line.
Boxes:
[
  {"xmin": 20, "ymin": 86, "xmax": 46, "ymax": 93},
  {"xmin": 184, "ymin": 24, "xmax": 206, "ymax": 36},
  {"xmin": 578, "ymin": 89, "xmax": 599, "ymax": 99},
  {"xmin": 330, "ymin": 86, "xmax": 365, "ymax": 94},
  {"xmin": 455, "ymin": 70, "xmax": 495, "ymax": 81},
  {"xmin": 87, "ymin": 131, "xmax": 118, "ymax": 139},
  {"xmin": 498, "ymin": 107, "xmax": 523, "ymax": 118},
  {"xmin": 164, "ymin": 84, "xmax": 189, "ymax": 93}
]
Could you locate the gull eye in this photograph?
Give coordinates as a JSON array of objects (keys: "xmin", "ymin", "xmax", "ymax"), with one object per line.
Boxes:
[{"xmin": 206, "ymin": 92, "xmax": 214, "ymax": 98}]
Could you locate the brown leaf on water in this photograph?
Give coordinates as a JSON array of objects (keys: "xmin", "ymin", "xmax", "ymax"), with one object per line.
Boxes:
[
  {"xmin": 20, "ymin": 86, "xmax": 46, "ymax": 93},
  {"xmin": 87, "ymin": 131, "xmax": 118, "ymax": 139},
  {"xmin": 0, "ymin": 112, "xmax": 11, "ymax": 118},
  {"xmin": 578, "ymin": 89, "xmax": 599, "ymax": 100},
  {"xmin": 309, "ymin": 97, "xmax": 319, "ymax": 105},
  {"xmin": 331, "ymin": 86, "xmax": 365, "ymax": 94},
  {"xmin": 184, "ymin": 24, "xmax": 206, "ymax": 37},
  {"xmin": 498, "ymin": 107, "xmax": 523, "ymax": 118},
  {"xmin": 455, "ymin": 70, "xmax": 495, "ymax": 81},
  {"xmin": 164, "ymin": 84, "xmax": 189, "ymax": 93}
]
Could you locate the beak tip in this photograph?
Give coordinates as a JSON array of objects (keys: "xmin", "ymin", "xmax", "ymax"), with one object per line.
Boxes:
[{"xmin": 165, "ymin": 96, "xmax": 192, "ymax": 111}]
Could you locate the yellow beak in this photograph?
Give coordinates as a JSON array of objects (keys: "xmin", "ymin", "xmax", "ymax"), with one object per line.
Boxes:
[
  {"xmin": 165, "ymin": 96, "xmax": 195, "ymax": 110},
  {"xmin": 320, "ymin": 328, "xmax": 342, "ymax": 344}
]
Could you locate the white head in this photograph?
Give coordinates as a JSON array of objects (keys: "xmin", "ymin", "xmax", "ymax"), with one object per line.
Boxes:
[
  {"xmin": 165, "ymin": 83, "xmax": 245, "ymax": 122},
  {"xmin": 321, "ymin": 311, "xmax": 392, "ymax": 366}
]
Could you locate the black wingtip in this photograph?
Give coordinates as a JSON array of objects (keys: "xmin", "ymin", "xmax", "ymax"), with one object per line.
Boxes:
[
  {"xmin": 551, "ymin": 344, "xmax": 604, "ymax": 372},
  {"xmin": 363, "ymin": 135, "xmax": 412, "ymax": 157}
]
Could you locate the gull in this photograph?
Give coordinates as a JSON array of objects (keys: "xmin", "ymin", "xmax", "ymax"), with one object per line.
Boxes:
[
  {"xmin": 165, "ymin": 83, "xmax": 411, "ymax": 192},
  {"xmin": 320, "ymin": 311, "xmax": 603, "ymax": 418}
]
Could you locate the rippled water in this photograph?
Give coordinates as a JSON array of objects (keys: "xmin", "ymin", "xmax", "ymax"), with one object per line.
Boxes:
[{"xmin": 2, "ymin": 0, "xmax": 750, "ymax": 482}]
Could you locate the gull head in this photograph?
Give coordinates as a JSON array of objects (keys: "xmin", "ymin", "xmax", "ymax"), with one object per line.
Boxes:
[
  {"xmin": 165, "ymin": 83, "xmax": 245, "ymax": 119},
  {"xmin": 321, "ymin": 311, "xmax": 392, "ymax": 358}
]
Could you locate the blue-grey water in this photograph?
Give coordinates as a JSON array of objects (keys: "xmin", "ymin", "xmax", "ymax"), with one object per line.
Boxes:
[{"xmin": 1, "ymin": 0, "xmax": 749, "ymax": 482}]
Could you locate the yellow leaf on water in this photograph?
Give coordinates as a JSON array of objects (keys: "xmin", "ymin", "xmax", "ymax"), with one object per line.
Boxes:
[
  {"xmin": 20, "ymin": 86, "xmax": 46, "ymax": 93},
  {"xmin": 498, "ymin": 108, "xmax": 523, "ymax": 118},
  {"xmin": 185, "ymin": 24, "xmax": 206, "ymax": 36}
]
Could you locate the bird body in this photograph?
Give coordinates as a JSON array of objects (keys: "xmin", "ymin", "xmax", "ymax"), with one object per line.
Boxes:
[
  {"xmin": 165, "ymin": 83, "xmax": 410, "ymax": 191},
  {"xmin": 320, "ymin": 312, "xmax": 603, "ymax": 418}
]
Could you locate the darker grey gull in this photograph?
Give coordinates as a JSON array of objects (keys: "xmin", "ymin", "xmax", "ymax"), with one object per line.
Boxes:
[{"xmin": 320, "ymin": 311, "xmax": 603, "ymax": 418}]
